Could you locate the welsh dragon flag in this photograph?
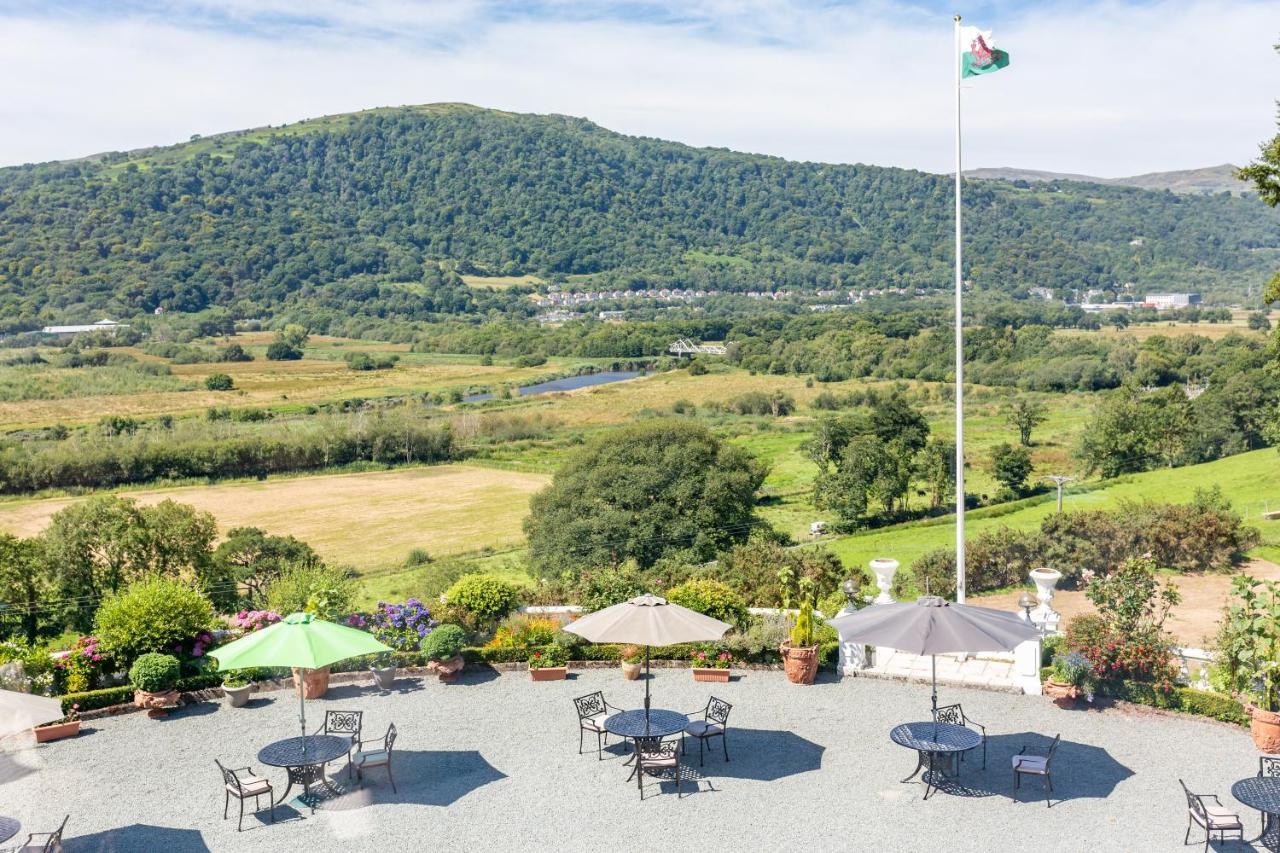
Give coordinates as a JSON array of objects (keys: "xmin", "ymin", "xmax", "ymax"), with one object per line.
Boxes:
[{"xmin": 960, "ymin": 26, "xmax": 1009, "ymax": 78}]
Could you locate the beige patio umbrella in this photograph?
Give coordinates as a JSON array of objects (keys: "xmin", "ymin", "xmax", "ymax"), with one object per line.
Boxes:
[
  {"xmin": 0, "ymin": 689, "xmax": 63, "ymax": 739},
  {"xmin": 564, "ymin": 594, "xmax": 731, "ymax": 719}
]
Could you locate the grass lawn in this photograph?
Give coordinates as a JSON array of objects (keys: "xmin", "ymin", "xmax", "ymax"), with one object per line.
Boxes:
[{"xmin": 0, "ymin": 464, "xmax": 548, "ymax": 571}]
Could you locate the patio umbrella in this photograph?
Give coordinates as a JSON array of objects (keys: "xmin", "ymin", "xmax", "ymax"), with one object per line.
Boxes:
[
  {"xmin": 0, "ymin": 689, "xmax": 62, "ymax": 739},
  {"xmin": 209, "ymin": 612, "xmax": 391, "ymax": 745},
  {"xmin": 564, "ymin": 594, "xmax": 731, "ymax": 718},
  {"xmin": 826, "ymin": 595, "xmax": 1040, "ymax": 714}
]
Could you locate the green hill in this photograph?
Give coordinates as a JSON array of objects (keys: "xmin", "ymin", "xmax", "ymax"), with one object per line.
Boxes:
[{"xmin": 2, "ymin": 103, "xmax": 1278, "ymax": 326}]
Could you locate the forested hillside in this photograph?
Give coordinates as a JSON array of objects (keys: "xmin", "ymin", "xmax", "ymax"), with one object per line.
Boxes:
[{"xmin": 2, "ymin": 103, "xmax": 1278, "ymax": 328}]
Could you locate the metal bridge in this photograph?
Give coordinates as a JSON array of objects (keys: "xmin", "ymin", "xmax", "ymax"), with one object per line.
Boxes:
[{"xmin": 668, "ymin": 338, "xmax": 728, "ymax": 356}]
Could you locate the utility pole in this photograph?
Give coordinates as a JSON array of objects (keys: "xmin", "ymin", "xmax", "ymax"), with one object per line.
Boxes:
[{"xmin": 1043, "ymin": 475, "xmax": 1074, "ymax": 514}]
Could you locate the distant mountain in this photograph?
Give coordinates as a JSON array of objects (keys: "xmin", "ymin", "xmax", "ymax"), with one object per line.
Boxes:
[
  {"xmin": 0, "ymin": 104, "xmax": 1277, "ymax": 326},
  {"xmin": 966, "ymin": 164, "xmax": 1248, "ymax": 195}
]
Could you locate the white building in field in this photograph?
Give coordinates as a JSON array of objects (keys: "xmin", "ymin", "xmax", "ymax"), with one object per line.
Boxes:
[
  {"xmin": 39, "ymin": 318, "xmax": 128, "ymax": 336},
  {"xmin": 1145, "ymin": 293, "xmax": 1201, "ymax": 310}
]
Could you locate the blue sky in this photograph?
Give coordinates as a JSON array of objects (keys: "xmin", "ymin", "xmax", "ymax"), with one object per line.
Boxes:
[{"xmin": 0, "ymin": 0, "xmax": 1277, "ymax": 174}]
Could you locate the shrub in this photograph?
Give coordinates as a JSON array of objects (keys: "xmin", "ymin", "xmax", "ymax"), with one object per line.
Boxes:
[
  {"xmin": 665, "ymin": 579, "xmax": 749, "ymax": 631},
  {"xmin": 620, "ymin": 644, "xmax": 644, "ymax": 664},
  {"xmin": 901, "ymin": 526, "xmax": 1041, "ymax": 599},
  {"xmin": 361, "ymin": 599, "xmax": 437, "ymax": 651},
  {"xmin": 265, "ymin": 342, "xmax": 302, "ymax": 361},
  {"xmin": 486, "ymin": 614, "xmax": 560, "ymax": 649},
  {"xmin": 445, "ymin": 574, "xmax": 520, "ymax": 623},
  {"xmin": 265, "ymin": 563, "xmax": 357, "ymax": 621},
  {"xmin": 53, "ymin": 635, "xmax": 108, "ymax": 694},
  {"xmin": 59, "ymin": 685, "xmax": 134, "ymax": 714},
  {"xmin": 128, "ymin": 653, "xmax": 180, "ymax": 693},
  {"xmin": 528, "ymin": 644, "xmax": 568, "ymax": 668},
  {"xmin": 204, "ymin": 373, "xmax": 234, "ymax": 391},
  {"xmin": 716, "ymin": 540, "xmax": 849, "ymax": 608},
  {"xmin": 93, "ymin": 576, "xmax": 216, "ymax": 667},
  {"xmin": 1051, "ymin": 651, "xmax": 1094, "ymax": 689},
  {"xmin": 420, "ymin": 624, "xmax": 467, "ymax": 662}
]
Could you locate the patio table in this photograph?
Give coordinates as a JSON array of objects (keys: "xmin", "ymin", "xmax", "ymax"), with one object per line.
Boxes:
[
  {"xmin": 1233, "ymin": 776, "xmax": 1280, "ymax": 851},
  {"xmin": 890, "ymin": 721, "xmax": 981, "ymax": 800},
  {"xmin": 258, "ymin": 734, "xmax": 351, "ymax": 813},
  {"xmin": 604, "ymin": 709, "xmax": 689, "ymax": 782},
  {"xmin": 0, "ymin": 816, "xmax": 19, "ymax": 844}
]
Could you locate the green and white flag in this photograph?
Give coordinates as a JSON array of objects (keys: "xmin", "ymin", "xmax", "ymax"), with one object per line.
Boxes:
[{"xmin": 960, "ymin": 26, "xmax": 1010, "ymax": 78}]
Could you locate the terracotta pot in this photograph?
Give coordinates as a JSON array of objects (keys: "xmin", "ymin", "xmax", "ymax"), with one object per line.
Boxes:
[
  {"xmin": 1043, "ymin": 679, "xmax": 1081, "ymax": 709},
  {"xmin": 621, "ymin": 662, "xmax": 642, "ymax": 680},
  {"xmin": 693, "ymin": 667, "xmax": 730, "ymax": 683},
  {"xmin": 34, "ymin": 720, "xmax": 80, "ymax": 743},
  {"xmin": 371, "ymin": 666, "xmax": 397, "ymax": 691},
  {"xmin": 222, "ymin": 683, "xmax": 254, "ymax": 708},
  {"xmin": 780, "ymin": 643, "xmax": 819, "ymax": 685},
  {"xmin": 292, "ymin": 667, "xmax": 330, "ymax": 699},
  {"xmin": 134, "ymin": 688, "xmax": 181, "ymax": 711},
  {"xmin": 530, "ymin": 666, "xmax": 568, "ymax": 682},
  {"xmin": 1248, "ymin": 705, "xmax": 1280, "ymax": 753},
  {"xmin": 428, "ymin": 655, "xmax": 465, "ymax": 684}
]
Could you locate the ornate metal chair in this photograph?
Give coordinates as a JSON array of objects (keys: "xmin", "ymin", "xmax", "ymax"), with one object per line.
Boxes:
[
  {"xmin": 1179, "ymin": 779, "xmax": 1244, "ymax": 852},
  {"xmin": 636, "ymin": 736, "xmax": 682, "ymax": 800},
  {"xmin": 682, "ymin": 696, "xmax": 731, "ymax": 766},
  {"xmin": 314, "ymin": 709, "xmax": 363, "ymax": 778},
  {"xmin": 933, "ymin": 702, "xmax": 987, "ymax": 768},
  {"xmin": 215, "ymin": 759, "xmax": 274, "ymax": 832},
  {"xmin": 1256, "ymin": 757, "xmax": 1280, "ymax": 834},
  {"xmin": 1011, "ymin": 734, "xmax": 1060, "ymax": 807},
  {"xmin": 9, "ymin": 815, "xmax": 69, "ymax": 852},
  {"xmin": 353, "ymin": 723, "xmax": 398, "ymax": 792},
  {"xmin": 573, "ymin": 692, "xmax": 620, "ymax": 760}
]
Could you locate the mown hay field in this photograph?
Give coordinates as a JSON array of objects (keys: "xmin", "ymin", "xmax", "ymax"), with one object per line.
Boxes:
[{"xmin": 0, "ymin": 464, "xmax": 548, "ymax": 569}]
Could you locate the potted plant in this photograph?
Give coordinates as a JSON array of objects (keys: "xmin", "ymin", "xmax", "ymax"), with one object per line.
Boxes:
[
  {"xmin": 422, "ymin": 624, "xmax": 467, "ymax": 683},
  {"xmin": 691, "ymin": 649, "xmax": 732, "ymax": 683},
  {"xmin": 620, "ymin": 645, "xmax": 644, "ymax": 680},
  {"xmin": 528, "ymin": 644, "xmax": 568, "ymax": 681},
  {"xmin": 1043, "ymin": 651, "xmax": 1093, "ymax": 709},
  {"xmin": 292, "ymin": 666, "xmax": 331, "ymax": 699},
  {"xmin": 129, "ymin": 653, "xmax": 182, "ymax": 718},
  {"xmin": 221, "ymin": 671, "xmax": 255, "ymax": 708},
  {"xmin": 34, "ymin": 703, "xmax": 80, "ymax": 743},
  {"xmin": 370, "ymin": 653, "xmax": 397, "ymax": 691},
  {"xmin": 779, "ymin": 573, "xmax": 820, "ymax": 685},
  {"xmin": 1217, "ymin": 576, "xmax": 1280, "ymax": 751}
]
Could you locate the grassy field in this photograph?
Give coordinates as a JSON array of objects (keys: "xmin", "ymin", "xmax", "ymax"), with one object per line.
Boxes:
[
  {"xmin": 460, "ymin": 274, "xmax": 545, "ymax": 289},
  {"xmin": 0, "ymin": 464, "xmax": 548, "ymax": 570}
]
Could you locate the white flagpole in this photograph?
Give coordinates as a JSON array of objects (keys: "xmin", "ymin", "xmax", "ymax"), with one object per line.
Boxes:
[{"xmin": 953, "ymin": 14, "xmax": 966, "ymax": 604}]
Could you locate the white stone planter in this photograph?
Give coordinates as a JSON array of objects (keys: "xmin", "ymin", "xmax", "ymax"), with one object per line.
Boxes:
[
  {"xmin": 870, "ymin": 558, "xmax": 899, "ymax": 606},
  {"xmin": 1029, "ymin": 567, "xmax": 1062, "ymax": 632}
]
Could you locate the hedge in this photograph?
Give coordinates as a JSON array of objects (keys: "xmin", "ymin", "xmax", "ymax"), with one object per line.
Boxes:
[
  {"xmin": 1096, "ymin": 680, "xmax": 1248, "ymax": 726},
  {"xmin": 58, "ymin": 673, "xmax": 237, "ymax": 714}
]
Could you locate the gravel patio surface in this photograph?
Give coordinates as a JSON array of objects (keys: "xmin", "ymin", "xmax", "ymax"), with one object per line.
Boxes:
[{"xmin": 1, "ymin": 667, "xmax": 1267, "ymax": 852}]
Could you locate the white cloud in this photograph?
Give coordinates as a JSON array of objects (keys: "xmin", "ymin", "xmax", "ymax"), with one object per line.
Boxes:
[{"xmin": 0, "ymin": 0, "xmax": 1275, "ymax": 175}]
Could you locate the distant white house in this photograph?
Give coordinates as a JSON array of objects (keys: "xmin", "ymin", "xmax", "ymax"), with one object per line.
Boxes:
[
  {"xmin": 39, "ymin": 318, "xmax": 129, "ymax": 336},
  {"xmin": 1145, "ymin": 293, "xmax": 1201, "ymax": 310}
]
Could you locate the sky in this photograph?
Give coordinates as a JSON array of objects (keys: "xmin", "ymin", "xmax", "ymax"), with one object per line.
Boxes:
[{"xmin": 0, "ymin": 0, "xmax": 1277, "ymax": 175}]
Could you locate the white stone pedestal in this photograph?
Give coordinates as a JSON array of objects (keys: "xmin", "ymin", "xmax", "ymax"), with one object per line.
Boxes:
[
  {"xmin": 1014, "ymin": 637, "xmax": 1044, "ymax": 695},
  {"xmin": 836, "ymin": 603, "xmax": 869, "ymax": 675}
]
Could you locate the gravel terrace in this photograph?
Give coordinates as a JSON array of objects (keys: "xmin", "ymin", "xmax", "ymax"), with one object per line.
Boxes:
[{"xmin": 1, "ymin": 668, "xmax": 1267, "ymax": 853}]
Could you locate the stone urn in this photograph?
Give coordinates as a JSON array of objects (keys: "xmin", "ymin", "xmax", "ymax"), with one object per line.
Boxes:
[
  {"xmin": 780, "ymin": 643, "xmax": 819, "ymax": 685},
  {"xmin": 1029, "ymin": 568, "xmax": 1062, "ymax": 631},
  {"xmin": 134, "ymin": 689, "xmax": 180, "ymax": 718},
  {"xmin": 621, "ymin": 662, "xmax": 642, "ymax": 680},
  {"xmin": 222, "ymin": 683, "xmax": 254, "ymax": 708},
  {"xmin": 1248, "ymin": 705, "xmax": 1280, "ymax": 753},
  {"xmin": 292, "ymin": 667, "xmax": 331, "ymax": 699},
  {"xmin": 371, "ymin": 666, "xmax": 397, "ymax": 691},
  {"xmin": 428, "ymin": 655, "xmax": 465, "ymax": 684},
  {"xmin": 870, "ymin": 558, "xmax": 899, "ymax": 605}
]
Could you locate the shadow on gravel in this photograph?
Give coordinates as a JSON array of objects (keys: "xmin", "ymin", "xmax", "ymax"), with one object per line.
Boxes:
[
  {"xmin": 66, "ymin": 823, "xmax": 211, "ymax": 852},
  {"xmin": 686, "ymin": 728, "xmax": 825, "ymax": 782},
  {"xmin": 320, "ymin": 749, "xmax": 506, "ymax": 807},
  {"xmin": 323, "ymin": 681, "xmax": 426, "ymax": 701}
]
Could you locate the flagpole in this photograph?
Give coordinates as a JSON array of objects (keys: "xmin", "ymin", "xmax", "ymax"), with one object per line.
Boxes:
[{"xmin": 953, "ymin": 13, "xmax": 966, "ymax": 605}]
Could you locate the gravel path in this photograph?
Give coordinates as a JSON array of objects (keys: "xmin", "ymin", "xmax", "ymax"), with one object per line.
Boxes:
[{"xmin": 1, "ymin": 668, "xmax": 1268, "ymax": 852}]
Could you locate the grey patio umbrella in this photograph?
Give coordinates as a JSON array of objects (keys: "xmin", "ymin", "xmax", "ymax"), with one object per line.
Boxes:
[
  {"xmin": 826, "ymin": 595, "xmax": 1040, "ymax": 713},
  {"xmin": 0, "ymin": 689, "xmax": 62, "ymax": 739},
  {"xmin": 564, "ymin": 594, "xmax": 731, "ymax": 718}
]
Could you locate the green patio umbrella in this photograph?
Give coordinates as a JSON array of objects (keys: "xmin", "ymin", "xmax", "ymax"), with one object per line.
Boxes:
[{"xmin": 209, "ymin": 612, "xmax": 391, "ymax": 744}]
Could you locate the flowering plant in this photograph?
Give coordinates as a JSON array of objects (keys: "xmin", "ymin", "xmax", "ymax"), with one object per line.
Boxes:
[
  {"xmin": 528, "ymin": 645, "xmax": 568, "ymax": 669},
  {"xmin": 1051, "ymin": 651, "xmax": 1094, "ymax": 689},
  {"xmin": 690, "ymin": 649, "xmax": 733, "ymax": 670},
  {"xmin": 171, "ymin": 631, "xmax": 215, "ymax": 662},
  {"xmin": 233, "ymin": 610, "xmax": 282, "ymax": 633},
  {"xmin": 364, "ymin": 599, "xmax": 437, "ymax": 652},
  {"xmin": 53, "ymin": 636, "xmax": 107, "ymax": 694}
]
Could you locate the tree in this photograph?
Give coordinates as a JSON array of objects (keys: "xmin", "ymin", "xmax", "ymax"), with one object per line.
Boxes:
[
  {"xmin": 93, "ymin": 575, "xmax": 216, "ymax": 667},
  {"xmin": 204, "ymin": 373, "xmax": 234, "ymax": 391},
  {"xmin": 265, "ymin": 341, "xmax": 303, "ymax": 361},
  {"xmin": 276, "ymin": 324, "xmax": 310, "ymax": 349},
  {"xmin": 213, "ymin": 527, "xmax": 322, "ymax": 607},
  {"xmin": 524, "ymin": 420, "xmax": 767, "ymax": 575},
  {"xmin": 1248, "ymin": 312, "xmax": 1272, "ymax": 332},
  {"xmin": 815, "ymin": 434, "xmax": 913, "ymax": 524},
  {"xmin": 0, "ymin": 534, "xmax": 53, "ymax": 642},
  {"xmin": 1005, "ymin": 397, "xmax": 1048, "ymax": 447},
  {"xmin": 265, "ymin": 562, "xmax": 357, "ymax": 620},
  {"xmin": 916, "ymin": 439, "xmax": 956, "ymax": 509},
  {"xmin": 990, "ymin": 443, "xmax": 1034, "ymax": 496}
]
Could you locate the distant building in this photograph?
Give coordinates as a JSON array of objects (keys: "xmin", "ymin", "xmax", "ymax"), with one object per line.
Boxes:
[
  {"xmin": 598, "ymin": 311, "xmax": 625, "ymax": 321},
  {"xmin": 1028, "ymin": 287, "xmax": 1055, "ymax": 301},
  {"xmin": 39, "ymin": 318, "xmax": 128, "ymax": 336},
  {"xmin": 1145, "ymin": 293, "xmax": 1201, "ymax": 310}
]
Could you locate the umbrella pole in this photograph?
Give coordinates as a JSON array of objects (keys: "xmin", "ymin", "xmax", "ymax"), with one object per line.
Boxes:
[
  {"xmin": 931, "ymin": 655, "xmax": 938, "ymax": 714},
  {"xmin": 644, "ymin": 646, "xmax": 651, "ymax": 722},
  {"xmin": 299, "ymin": 669, "xmax": 308, "ymax": 755}
]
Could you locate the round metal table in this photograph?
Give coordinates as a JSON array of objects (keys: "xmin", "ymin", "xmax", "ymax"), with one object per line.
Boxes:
[
  {"xmin": 604, "ymin": 709, "xmax": 689, "ymax": 782},
  {"xmin": 257, "ymin": 735, "xmax": 351, "ymax": 812},
  {"xmin": 0, "ymin": 816, "xmax": 19, "ymax": 845},
  {"xmin": 890, "ymin": 721, "xmax": 982, "ymax": 800},
  {"xmin": 1233, "ymin": 776, "xmax": 1280, "ymax": 851}
]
